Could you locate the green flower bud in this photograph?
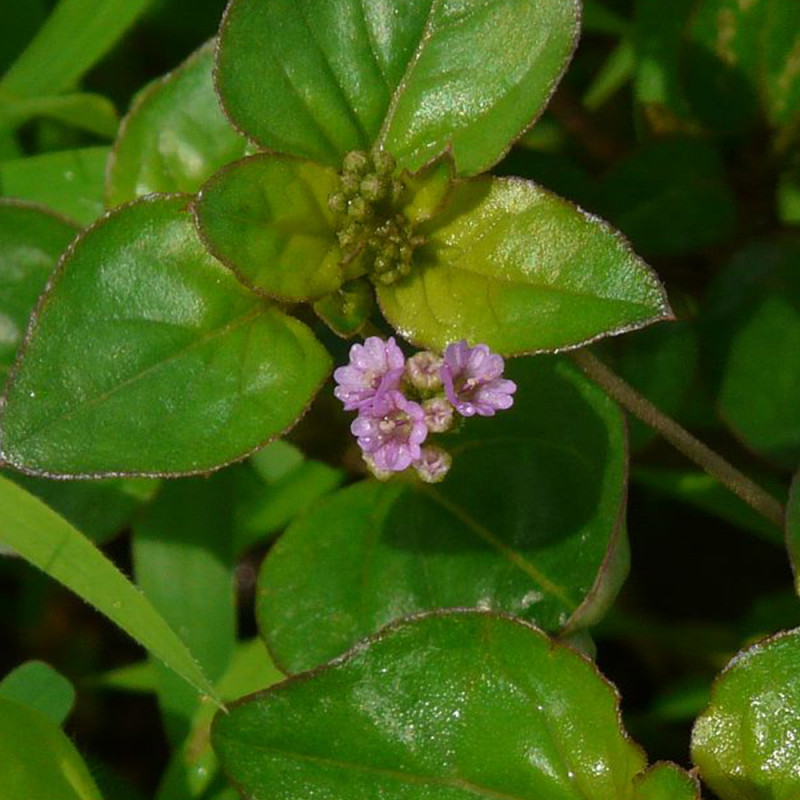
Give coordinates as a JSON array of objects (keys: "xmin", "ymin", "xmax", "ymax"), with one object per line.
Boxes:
[
  {"xmin": 343, "ymin": 150, "xmax": 370, "ymax": 175},
  {"xmin": 348, "ymin": 195, "xmax": 372, "ymax": 222},
  {"xmin": 360, "ymin": 175, "xmax": 386, "ymax": 203},
  {"xmin": 327, "ymin": 192, "xmax": 347, "ymax": 215},
  {"xmin": 372, "ymin": 149, "xmax": 396, "ymax": 175}
]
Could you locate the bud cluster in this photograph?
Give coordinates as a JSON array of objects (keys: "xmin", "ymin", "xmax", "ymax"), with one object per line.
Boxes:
[
  {"xmin": 333, "ymin": 337, "xmax": 517, "ymax": 483},
  {"xmin": 328, "ymin": 150, "xmax": 423, "ymax": 286}
]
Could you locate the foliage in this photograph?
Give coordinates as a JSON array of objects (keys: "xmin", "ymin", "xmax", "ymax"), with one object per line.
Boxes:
[{"xmin": 1, "ymin": 0, "xmax": 799, "ymax": 798}]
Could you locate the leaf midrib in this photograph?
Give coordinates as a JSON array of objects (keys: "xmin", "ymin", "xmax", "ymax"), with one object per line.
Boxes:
[{"xmin": 219, "ymin": 736, "xmax": 537, "ymax": 800}]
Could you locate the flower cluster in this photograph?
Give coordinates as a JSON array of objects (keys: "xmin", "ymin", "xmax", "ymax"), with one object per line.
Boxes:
[{"xmin": 334, "ymin": 337, "xmax": 516, "ymax": 482}]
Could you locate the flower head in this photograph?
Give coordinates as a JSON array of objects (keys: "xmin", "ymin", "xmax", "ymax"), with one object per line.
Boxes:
[
  {"xmin": 350, "ymin": 390, "xmax": 428, "ymax": 472},
  {"xmin": 333, "ymin": 336, "xmax": 405, "ymax": 411},
  {"xmin": 441, "ymin": 340, "xmax": 516, "ymax": 417}
]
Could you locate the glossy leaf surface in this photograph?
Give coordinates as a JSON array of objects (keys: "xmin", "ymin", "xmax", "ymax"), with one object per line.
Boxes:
[
  {"xmin": 0, "ymin": 200, "xmax": 76, "ymax": 381},
  {"xmin": 0, "ymin": 697, "xmax": 103, "ymax": 800},
  {"xmin": 194, "ymin": 154, "xmax": 342, "ymax": 301},
  {"xmin": 0, "ymin": 147, "xmax": 108, "ymax": 225},
  {"xmin": 107, "ymin": 41, "xmax": 248, "ymax": 207},
  {"xmin": 701, "ymin": 240, "xmax": 800, "ymax": 468},
  {"xmin": 215, "ymin": 612, "xmax": 648, "ymax": 800},
  {"xmin": 378, "ymin": 178, "xmax": 671, "ymax": 355},
  {"xmin": 0, "ymin": 475, "xmax": 220, "ymax": 704},
  {"xmin": 0, "ymin": 660, "xmax": 75, "ymax": 725},
  {"xmin": 0, "ymin": 195, "xmax": 331, "ymax": 476},
  {"xmin": 215, "ymin": 0, "xmax": 579, "ymax": 175},
  {"xmin": 692, "ymin": 628, "xmax": 800, "ymax": 800},
  {"xmin": 259, "ymin": 356, "xmax": 630, "ymax": 673}
]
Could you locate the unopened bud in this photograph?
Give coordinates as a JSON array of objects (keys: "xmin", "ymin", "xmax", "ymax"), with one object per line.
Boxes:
[
  {"xmin": 360, "ymin": 175, "xmax": 386, "ymax": 203},
  {"xmin": 372, "ymin": 149, "xmax": 396, "ymax": 175},
  {"xmin": 414, "ymin": 445, "xmax": 452, "ymax": 483},
  {"xmin": 327, "ymin": 192, "xmax": 347, "ymax": 215},
  {"xmin": 422, "ymin": 397, "xmax": 454, "ymax": 433},
  {"xmin": 363, "ymin": 453, "xmax": 394, "ymax": 481},
  {"xmin": 340, "ymin": 172, "xmax": 360, "ymax": 197},
  {"xmin": 348, "ymin": 195, "xmax": 372, "ymax": 221},
  {"xmin": 406, "ymin": 352, "xmax": 444, "ymax": 392},
  {"xmin": 343, "ymin": 150, "xmax": 370, "ymax": 175}
]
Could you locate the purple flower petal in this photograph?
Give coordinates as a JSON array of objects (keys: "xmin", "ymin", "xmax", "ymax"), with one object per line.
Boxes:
[
  {"xmin": 351, "ymin": 390, "xmax": 427, "ymax": 473},
  {"xmin": 440, "ymin": 340, "xmax": 517, "ymax": 417},
  {"xmin": 334, "ymin": 336, "xmax": 405, "ymax": 410}
]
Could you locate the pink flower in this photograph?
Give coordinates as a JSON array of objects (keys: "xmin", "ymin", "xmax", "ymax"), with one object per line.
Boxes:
[
  {"xmin": 440, "ymin": 340, "xmax": 516, "ymax": 417},
  {"xmin": 333, "ymin": 336, "xmax": 405, "ymax": 411},
  {"xmin": 351, "ymin": 390, "xmax": 428, "ymax": 472}
]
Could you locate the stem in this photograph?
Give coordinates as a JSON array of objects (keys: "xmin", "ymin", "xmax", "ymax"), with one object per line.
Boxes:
[{"xmin": 570, "ymin": 349, "xmax": 786, "ymax": 529}]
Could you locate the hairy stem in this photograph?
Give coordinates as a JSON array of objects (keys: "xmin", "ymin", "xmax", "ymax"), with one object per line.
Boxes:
[{"xmin": 570, "ymin": 349, "xmax": 786, "ymax": 529}]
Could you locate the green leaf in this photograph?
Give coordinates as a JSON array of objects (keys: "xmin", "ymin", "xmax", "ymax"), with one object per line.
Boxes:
[
  {"xmin": 215, "ymin": 0, "xmax": 580, "ymax": 175},
  {"xmin": 692, "ymin": 628, "xmax": 800, "ymax": 800},
  {"xmin": 596, "ymin": 138, "xmax": 736, "ymax": 258},
  {"xmin": 0, "ymin": 660, "xmax": 75, "ymax": 725},
  {"xmin": 90, "ymin": 660, "xmax": 158, "ymax": 694},
  {"xmin": 0, "ymin": 0, "xmax": 153, "ymax": 99},
  {"xmin": 0, "ymin": 194, "xmax": 331, "ymax": 476},
  {"xmin": 107, "ymin": 41, "xmax": 248, "ymax": 207},
  {"xmin": 632, "ymin": 763, "xmax": 701, "ymax": 800},
  {"xmin": 313, "ymin": 279, "xmax": 375, "ymax": 338},
  {"xmin": 634, "ymin": 467, "xmax": 784, "ymax": 545},
  {"xmin": 685, "ymin": 0, "xmax": 800, "ymax": 141},
  {"xmin": 700, "ymin": 239, "xmax": 800, "ymax": 469},
  {"xmin": 0, "ymin": 200, "xmax": 77, "ymax": 382},
  {"xmin": 194, "ymin": 154, "xmax": 343, "ymax": 302},
  {"xmin": 378, "ymin": 177, "xmax": 671, "ymax": 355},
  {"xmin": 597, "ymin": 321, "xmax": 698, "ymax": 452},
  {"xmin": 0, "ymin": 92, "xmax": 118, "ymax": 138},
  {"xmin": 0, "ymin": 147, "xmax": 109, "ymax": 226},
  {"xmin": 0, "ymin": 697, "xmax": 103, "ymax": 800},
  {"xmin": 214, "ymin": 611, "xmax": 650, "ymax": 799},
  {"xmin": 0, "ymin": 475, "xmax": 221, "ymax": 705},
  {"xmin": 259, "ymin": 356, "xmax": 630, "ymax": 673},
  {"xmin": 157, "ymin": 639, "xmax": 284, "ymax": 800},
  {"xmin": 234, "ymin": 447, "xmax": 344, "ymax": 554},
  {"xmin": 9, "ymin": 473, "xmax": 159, "ymax": 544},
  {"xmin": 787, "ymin": 473, "xmax": 800, "ymax": 599},
  {"xmin": 633, "ymin": 0, "xmax": 694, "ymax": 120},
  {"xmin": 133, "ymin": 473, "xmax": 238, "ymax": 744}
]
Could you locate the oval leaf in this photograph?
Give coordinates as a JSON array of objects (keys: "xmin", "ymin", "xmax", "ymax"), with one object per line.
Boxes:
[
  {"xmin": 259, "ymin": 356, "xmax": 630, "ymax": 674},
  {"xmin": 194, "ymin": 154, "xmax": 343, "ymax": 301},
  {"xmin": 214, "ymin": 612, "xmax": 649, "ymax": 800},
  {"xmin": 0, "ymin": 195, "xmax": 331, "ymax": 476},
  {"xmin": 107, "ymin": 41, "xmax": 248, "ymax": 207},
  {"xmin": 692, "ymin": 628, "xmax": 800, "ymax": 800},
  {"xmin": 0, "ymin": 200, "xmax": 76, "ymax": 381},
  {"xmin": 215, "ymin": 0, "xmax": 579, "ymax": 175},
  {"xmin": 378, "ymin": 177, "xmax": 672, "ymax": 355},
  {"xmin": 0, "ymin": 697, "xmax": 103, "ymax": 800}
]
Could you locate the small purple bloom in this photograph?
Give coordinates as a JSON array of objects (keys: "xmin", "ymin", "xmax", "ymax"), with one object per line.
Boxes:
[
  {"xmin": 351, "ymin": 390, "xmax": 427, "ymax": 472},
  {"xmin": 333, "ymin": 336, "xmax": 405, "ymax": 411},
  {"xmin": 440, "ymin": 340, "xmax": 516, "ymax": 417}
]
